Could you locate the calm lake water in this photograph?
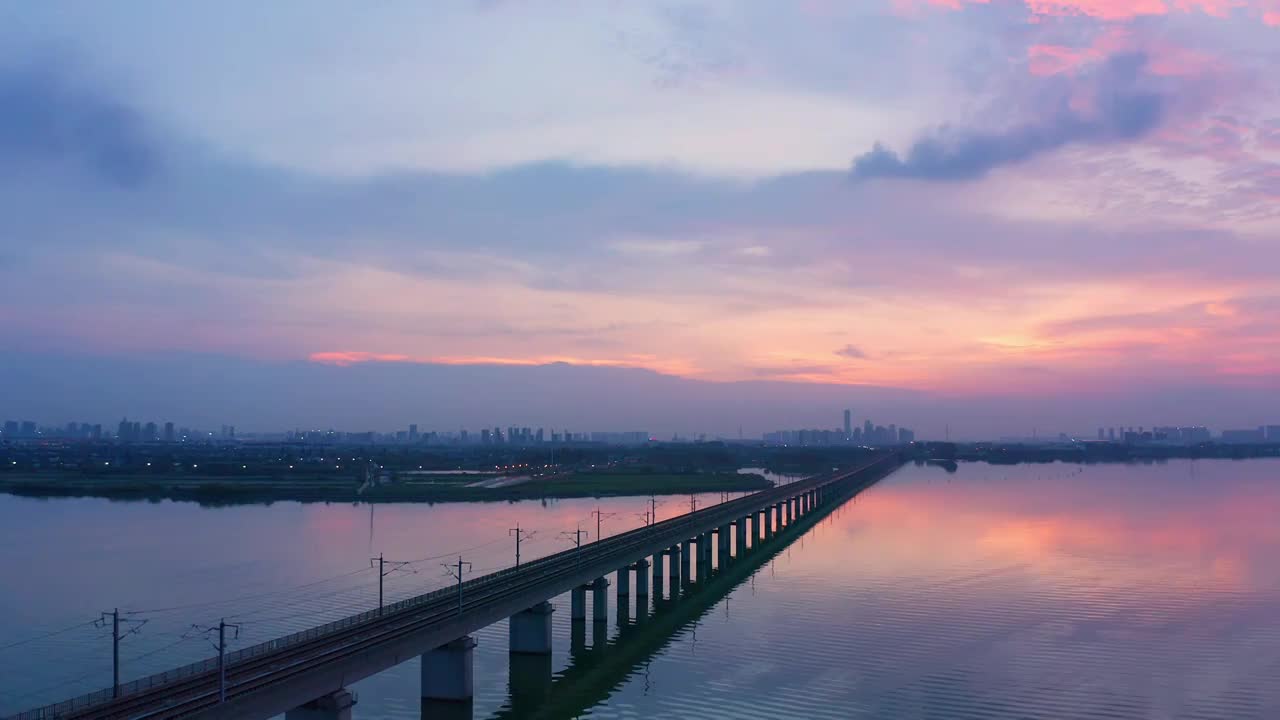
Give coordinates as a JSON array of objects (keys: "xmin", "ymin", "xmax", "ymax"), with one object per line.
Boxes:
[{"xmin": 2, "ymin": 458, "xmax": 1280, "ymax": 718}]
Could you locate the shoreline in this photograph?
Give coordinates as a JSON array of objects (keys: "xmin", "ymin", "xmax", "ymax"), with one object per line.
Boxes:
[{"xmin": 0, "ymin": 471, "xmax": 772, "ymax": 507}]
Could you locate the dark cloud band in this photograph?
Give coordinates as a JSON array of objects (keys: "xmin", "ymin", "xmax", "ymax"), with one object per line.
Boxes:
[{"xmin": 851, "ymin": 53, "xmax": 1165, "ymax": 182}]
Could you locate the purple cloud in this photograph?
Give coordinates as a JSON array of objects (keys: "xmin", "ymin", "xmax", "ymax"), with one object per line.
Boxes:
[
  {"xmin": 851, "ymin": 53, "xmax": 1166, "ymax": 182},
  {"xmin": 0, "ymin": 62, "xmax": 157, "ymax": 186}
]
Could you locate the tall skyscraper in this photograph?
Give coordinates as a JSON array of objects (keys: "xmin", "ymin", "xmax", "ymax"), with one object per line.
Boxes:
[{"xmin": 843, "ymin": 409, "xmax": 852, "ymax": 439}]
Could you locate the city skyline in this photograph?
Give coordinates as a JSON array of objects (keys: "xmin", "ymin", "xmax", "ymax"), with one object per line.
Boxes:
[{"xmin": 6, "ymin": 408, "xmax": 1278, "ymax": 447}]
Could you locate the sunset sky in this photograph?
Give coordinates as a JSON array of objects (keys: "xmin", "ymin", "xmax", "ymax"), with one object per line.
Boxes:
[{"xmin": 2, "ymin": 1, "xmax": 1279, "ymax": 437}]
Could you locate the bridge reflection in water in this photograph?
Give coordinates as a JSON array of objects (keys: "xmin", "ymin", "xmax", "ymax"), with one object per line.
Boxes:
[
  {"xmin": 9, "ymin": 457, "xmax": 897, "ymax": 720},
  {"xmin": 427, "ymin": 468, "xmax": 878, "ymax": 720}
]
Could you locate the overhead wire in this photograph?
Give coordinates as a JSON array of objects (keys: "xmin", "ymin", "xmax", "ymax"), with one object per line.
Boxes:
[
  {"xmin": 123, "ymin": 566, "xmax": 376, "ymax": 615},
  {"xmin": 0, "ymin": 619, "xmax": 100, "ymax": 653}
]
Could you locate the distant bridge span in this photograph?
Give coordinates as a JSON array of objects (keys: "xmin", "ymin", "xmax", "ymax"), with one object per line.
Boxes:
[{"xmin": 12, "ymin": 453, "xmax": 902, "ymax": 720}]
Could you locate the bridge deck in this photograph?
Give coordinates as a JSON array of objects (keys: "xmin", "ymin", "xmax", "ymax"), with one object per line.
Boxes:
[{"xmin": 11, "ymin": 453, "xmax": 900, "ymax": 720}]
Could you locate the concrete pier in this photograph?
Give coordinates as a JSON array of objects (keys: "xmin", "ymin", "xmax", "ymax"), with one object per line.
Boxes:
[
  {"xmin": 773, "ymin": 503, "xmax": 782, "ymax": 531},
  {"xmin": 591, "ymin": 577, "xmax": 609, "ymax": 623},
  {"xmin": 616, "ymin": 565, "xmax": 630, "ymax": 601},
  {"xmin": 668, "ymin": 546, "xmax": 681, "ymax": 587},
  {"xmin": 509, "ymin": 601, "xmax": 554, "ymax": 655},
  {"xmin": 652, "ymin": 554, "xmax": 665, "ymax": 599},
  {"xmin": 736, "ymin": 519, "xmax": 747, "ymax": 556},
  {"xmin": 617, "ymin": 590, "xmax": 630, "ymax": 626},
  {"xmin": 571, "ymin": 586, "xmax": 586, "ymax": 621},
  {"xmin": 421, "ymin": 636, "xmax": 476, "ymax": 702},
  {"xmin": 284, "ymin": 690, "xmax": 355, "ymax": 720},
  {"xmin": 680, "ymin": 539, "xmax": 692, "ymax": 582},
  {"xmin": 635, "ymin": 558, "xmax": 650, "ymax": 598}
]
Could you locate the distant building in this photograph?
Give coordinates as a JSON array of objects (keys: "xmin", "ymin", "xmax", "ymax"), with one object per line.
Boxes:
[
  {"xmin": 843, "ymin": 409, "xmax": 852, "ymax": 439},
  {"xmin": 164, "ymin": 422, "xmax": 175, "ymax": 442},
  {"xmin": 1267, "ymin": 425, "xmax": 1280, "ymax": 442},
  {"xmin": 1221, "ymin": 428, "xmax": 1264, "ymax": 443},
  {"xmin": 589, "ymin": 431, "xmax": 650, "ymax": 445}
]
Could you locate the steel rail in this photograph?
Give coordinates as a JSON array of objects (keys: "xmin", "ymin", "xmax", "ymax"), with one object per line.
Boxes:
[{"xmin": 20, "ymin": 455, "xmax": 896, "ymax": 720}]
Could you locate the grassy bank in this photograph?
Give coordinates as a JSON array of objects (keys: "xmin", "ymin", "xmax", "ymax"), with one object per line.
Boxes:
[{"xmin": 0, "ymin": 471, "xmax": 771, "ymax": 506}]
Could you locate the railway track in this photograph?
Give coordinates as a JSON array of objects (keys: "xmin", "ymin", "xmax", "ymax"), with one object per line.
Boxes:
[{"xmin": 19, "ymin": 455, "xmax": 897, "ymax": 720}]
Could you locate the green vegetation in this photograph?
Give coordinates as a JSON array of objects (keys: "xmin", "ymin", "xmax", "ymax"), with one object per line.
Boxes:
[
  {"xmin": 520, "ymin": 472, "xmax": 769, "ymax": 496},
  {"xmin": 0, "ymin": 470, "xmax": 771, "ymax": 506}
]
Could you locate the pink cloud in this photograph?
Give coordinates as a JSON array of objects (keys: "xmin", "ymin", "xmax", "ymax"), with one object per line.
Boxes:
[
  {"xmin": 1025, "ymin": 0, "xmax": 1169, "ymax": 19},
  {"xmin": 1028, "ymin": 43, "xmax": 1104, "ymax": 75},
  {"xmin": 909, "ymin": 0, "xmax": 1278, "ymax": 23},
  {"xmin": 1032, "ymin": 27, "xmax": 1223, "ymax": 78}
]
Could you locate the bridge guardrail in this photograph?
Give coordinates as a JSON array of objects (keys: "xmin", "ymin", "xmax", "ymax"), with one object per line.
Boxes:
[{"xmin": 9, "ymin": 456, "xmax": 894, "ymax": 720}]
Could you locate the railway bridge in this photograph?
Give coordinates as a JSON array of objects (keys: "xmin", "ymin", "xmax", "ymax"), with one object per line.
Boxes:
[{"xmin": 12, "ymin": 453, "xmax": 902, "ymax": 720}]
